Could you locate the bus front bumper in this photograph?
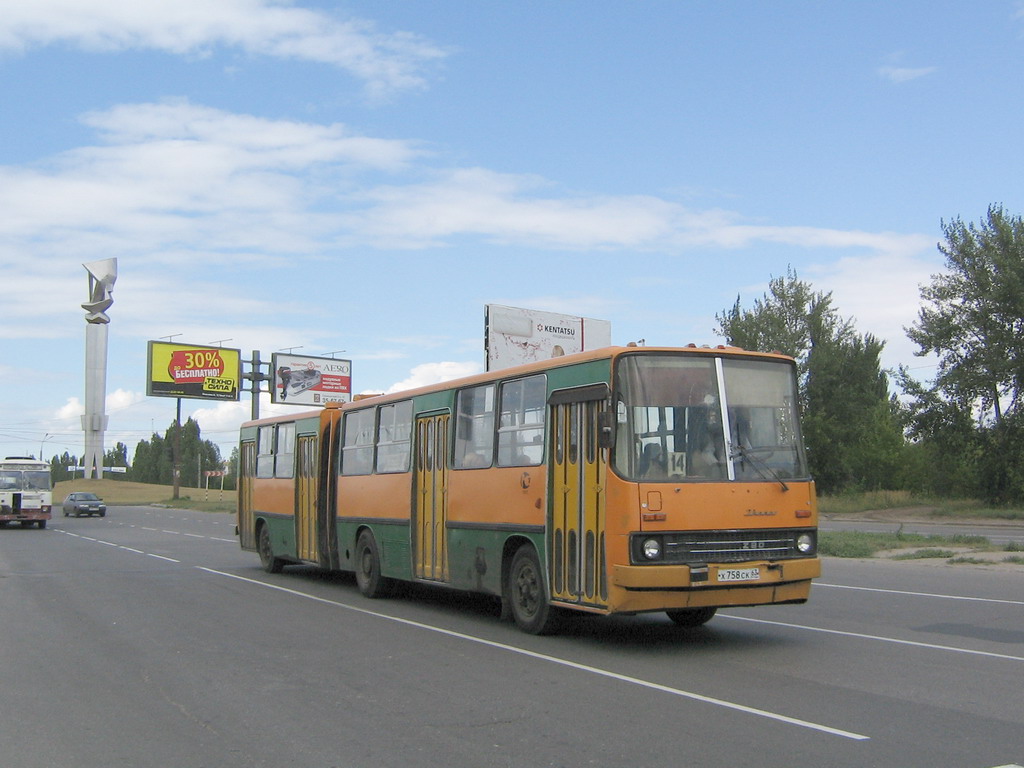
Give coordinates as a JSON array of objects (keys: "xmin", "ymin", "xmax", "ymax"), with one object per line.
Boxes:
[{"xmin": 609, "ymin": 557, "xmax": 821, "ymax": 614}]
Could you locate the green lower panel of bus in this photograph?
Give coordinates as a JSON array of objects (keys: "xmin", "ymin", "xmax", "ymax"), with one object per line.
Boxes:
[
  {"xmin": 335, "ymin": 519, "xmax": 544, "ymax": 597},
  {"xmin": 445, "ymin": 526, "xmax": 545, "ymax": 597},
  {"xmin": 256, "ymin": 512, "xmax": 296, "ymax": 560},
  {"xmin": 335, "ymin": 520, "xmax": 413, "ymax": 581}
]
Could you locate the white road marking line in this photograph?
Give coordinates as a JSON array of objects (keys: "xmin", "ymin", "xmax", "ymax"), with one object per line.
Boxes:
[
  {"xmin": 54, "ymin": 528, "xmax": 181, "ymax": 563},
  {"xmin": 721, "ymin": 615, "xmax": 1024, "ymax": 663},
  {"xmin": 196, "ymin": 567, "xmax": 870, "ymax": 742},
  {"xmin": 817, "ymin": 582, "xmax": 1024, "ymax": 606},
  {"xmin": 146, "ymin": 553, "xmax": 180, "ymax": 563}
]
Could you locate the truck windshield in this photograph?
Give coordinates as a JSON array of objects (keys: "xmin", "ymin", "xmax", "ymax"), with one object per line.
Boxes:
[{"xmin": 612, "ymin": 353, "xmax": 808, "ymax": 483}]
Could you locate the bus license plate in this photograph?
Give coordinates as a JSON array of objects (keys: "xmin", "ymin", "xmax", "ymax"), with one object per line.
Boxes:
[{"xmin": 717, "ymin": 567, "xmax": 760, "ymax": 582}]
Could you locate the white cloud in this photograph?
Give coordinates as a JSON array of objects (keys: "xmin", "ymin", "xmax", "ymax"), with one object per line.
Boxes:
[
  {"xmin": 877, "ymin": 65, "xmax": 937, "ymax": 83},
  {"xmin": 348, "ymin": 167, "xmax": 938, "ymax": 260},
  {"xmin": 56, "ymin": 397, "xmax": 84, "ymax": 421},
  {"xmin": 2, "ymin": 101, "xmax": 936, "ymax": 266},
  {"xmin": 1, "ymin": 100, "xmax": 941, "ymax": 354},
  {"xmin": 350, "ymin": 168, "xmax": 683, "ymax": 249},
  {"xmin": 807, "ymin": 253, "xmax": 939, "ymax": 371},
  {"xmin": 107, "ymin": 388, "xmax": 146, "ymax": 412},
  {"xmin": 0, "ymin": 101, "xmax": 421, "ymax": 251},
  {"xmin": 0, "ymin": 0, "xmax": 448, "ymax": 97},
  {"xmin": 384, "ymin": 361, "xmax": 482, "ymax": 394}
]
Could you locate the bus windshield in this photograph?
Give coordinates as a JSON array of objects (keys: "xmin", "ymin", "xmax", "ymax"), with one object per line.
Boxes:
[
  {"xmin": 613, "ymin": 353, "xmax": 808, "ymax": 483},
  {"xmin": 0, "ymin": 470, "xmax": 52, "ymax": 491}
]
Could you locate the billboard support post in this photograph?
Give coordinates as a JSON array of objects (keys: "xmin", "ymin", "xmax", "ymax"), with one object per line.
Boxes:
[
  {"xmin": 241, "ymin": 350, "xmax": 270, "ymax": 420},
  {"xmin": 172, "ymin": 397, "xmax": 182, "ymax": 500}
]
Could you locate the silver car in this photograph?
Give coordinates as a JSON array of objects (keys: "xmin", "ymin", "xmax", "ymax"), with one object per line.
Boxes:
[{"xmin": 62, "ymin": 492, "xmax": 107, "ymax": 517}]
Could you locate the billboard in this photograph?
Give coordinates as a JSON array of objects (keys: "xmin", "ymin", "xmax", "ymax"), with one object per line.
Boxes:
[
  {"xmin": 146, "ymin": 341, "xmax": 241, "ymax": 401},
  {"xmin": 271, "ymin": 353, "xmax": 352, "ymax": 406},
  {"xmin": 485, "ymin": 304, "xmax": 612, "ymax": 371}
]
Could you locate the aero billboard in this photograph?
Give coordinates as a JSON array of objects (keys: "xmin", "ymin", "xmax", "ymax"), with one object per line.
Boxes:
[{"xmin": 271, "ymin": 353, "xmax": 352, "ymax": 406}]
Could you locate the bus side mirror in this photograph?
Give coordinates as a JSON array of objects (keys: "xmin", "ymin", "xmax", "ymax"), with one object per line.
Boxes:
[{"xmin": 597, "ymin": 411, "xmax": 615, "ymax": 450}]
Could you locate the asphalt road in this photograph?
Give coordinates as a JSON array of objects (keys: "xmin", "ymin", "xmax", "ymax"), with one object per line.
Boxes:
[{"xmin": 1, "ymin": 507, "xmax": 1022, "ymax": 768}]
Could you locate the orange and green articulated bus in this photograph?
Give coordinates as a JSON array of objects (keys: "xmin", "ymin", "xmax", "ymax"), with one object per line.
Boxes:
[{"xmin": 237, "ymin": 345, "xmax": 820, "ymax": 634}]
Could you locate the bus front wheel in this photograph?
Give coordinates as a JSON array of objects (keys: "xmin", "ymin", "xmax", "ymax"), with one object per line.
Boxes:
[
  {"xmin": 506, "ymin": 546, "xmax": 561, "ymax": 635},
  {"xmin": 665, "ymin": 606, "xmax": 717, "ymax": 627},
  {"xmin": 257, "ymin": 524, "xmax": 284, "ymax": 574},
  {"xmin": 355, "ymin": 530, "xmax": 392, "ymax": 599}
]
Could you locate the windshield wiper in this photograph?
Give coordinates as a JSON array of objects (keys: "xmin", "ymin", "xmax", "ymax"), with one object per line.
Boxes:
[{"xmin": 730, "ymin": 445, "xmax": 789, "ymax": 492}]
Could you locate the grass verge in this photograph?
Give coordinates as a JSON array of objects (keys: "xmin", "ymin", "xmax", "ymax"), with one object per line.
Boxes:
[
  {"xmin": 54, "ymin": 479, "xmax": 236, "ymax": 514},
  {"xmin": 818, "ymin": 490, "xmax": 1024, "ymax": 521},
  {"xmin": 818, "ymin": 529, "xmax": 1024, "ymax": 565}
]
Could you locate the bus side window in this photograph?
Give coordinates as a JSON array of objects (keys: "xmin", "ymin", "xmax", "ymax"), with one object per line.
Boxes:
[
  {"xmin": 498, "ymin": 375, "xmax": 545, "ymax": 467},
  {"xmin": 256, "ymin": 426, "xmax": 276, "ymax": 479},
  {"xmin": 275, "ymin": 423, "xmax": 295, "ymax": 478},
  {"xmin": 454, "ymin": 385, "xmax": 494, "ymax": 469},
  {"xmin": 376, "ymin": 400, "xmax": 413, "ymax": 473},
  {"xmin": 342, "ymin": 409, "xmax": 375, "ymax": 476}
]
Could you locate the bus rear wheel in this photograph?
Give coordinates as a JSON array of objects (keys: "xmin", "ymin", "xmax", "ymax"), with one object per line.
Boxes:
[
  {"xmin": 665, "ymin": 606, "xmax": 717, "ymax": 627},
  {"xmin": 257, "ymin": 524, "xmax": 284, "ymax": 574},
  {"xmin": 355, "ymin": 530, "xmax": 392, "ymax": 599},
  {"xmin": 506, "ymin": 546, "xmax": 561, "ymax": 635}
]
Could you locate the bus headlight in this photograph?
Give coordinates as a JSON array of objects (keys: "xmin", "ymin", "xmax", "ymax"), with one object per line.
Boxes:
[
  {"xmin": 796, "ymin": 533, "xmax": 815, "ymax": 555},
  {"xmin": 642, "ymin": 537, "xmax": 662, "ymax": 560}
]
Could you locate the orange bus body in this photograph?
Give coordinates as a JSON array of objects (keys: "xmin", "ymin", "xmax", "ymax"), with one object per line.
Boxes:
[{"xmin": 238, "ymin": 346, "xmax": 819, "ymax": 634}]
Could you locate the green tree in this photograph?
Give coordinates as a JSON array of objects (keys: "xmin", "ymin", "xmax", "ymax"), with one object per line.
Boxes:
[
  {"xmin": 907, "ymin": 205, "xmax": 1024, "ymax": 424},
  {"xmin": 717, "ymin": 268, "xmax": 905, "ymax": 494},
  {"xmin": 891, "ymin": 370, "xmax": 976, "ymax": 496},
  {"xmin": 131, "ymin": 432, "xmax": 170, "ymax": 484},
  {"xmin": 103, "ymin": 442, "xmax": 130, "ymax": 481},
  {"xmin": 49, "ymin": 451, "xmax": 79, "ymax": 483},
  {"xmin": 904, "ymin": 206, "xmax": 1024, "ymax": 502},
  {"xmin": 715, "ymin": 267, "xmax": 839, "ymax": 384},
  {"xmin": 224, "ymin": 446, "xmax": 239, "ymax": 491},
  {"xmin": 129, "ymin": 420, "xmax": 222, "ymax": 489}
]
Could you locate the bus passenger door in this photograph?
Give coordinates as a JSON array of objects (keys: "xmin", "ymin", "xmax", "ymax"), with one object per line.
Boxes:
[
  {"xmin": 316, "ymin": 412, "xmax": 340, "ymax": 570},
  {"xmin": 549, "ymin": 388, "xmax": 609, "ymax": 608},
  {"xmin": 295, "ymin": 433, "xmax": 319, "ymax": 563},
  {"xmin": 238, "ymin": 440, "xmax": 257, "ymax": 550},
  {"xmin": 414, "ymin": 413, "xmax": 449, "ymax": 581}
]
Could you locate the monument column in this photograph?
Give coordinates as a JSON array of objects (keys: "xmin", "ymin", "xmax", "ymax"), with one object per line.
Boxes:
[{"xmin": 81, "ymin": 259, "xmax": 117, "ymax": 480}]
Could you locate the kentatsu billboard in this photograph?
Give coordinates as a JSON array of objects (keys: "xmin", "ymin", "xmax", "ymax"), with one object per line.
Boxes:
[
  {"xmin": 485, "ymin": 304, "xmax": 612, "ymax": 371},
  {"xmin": 271, "ymin": 353, "xmax": 352, "ymax": 406},
  {"xmin": 146, "ymin": 341, "xmax": 241, "ymax": 401}
]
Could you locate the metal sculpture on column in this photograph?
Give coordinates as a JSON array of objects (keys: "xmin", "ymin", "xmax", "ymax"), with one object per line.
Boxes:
[{"xmin": 81, "ymin": 258, "xmax": 117, "ymax": 480}]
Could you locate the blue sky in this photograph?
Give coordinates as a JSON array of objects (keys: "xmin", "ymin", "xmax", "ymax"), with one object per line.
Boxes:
[{"xmin": 3, "ymin": 0, "xmax": 1023, "ymax": 465}]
